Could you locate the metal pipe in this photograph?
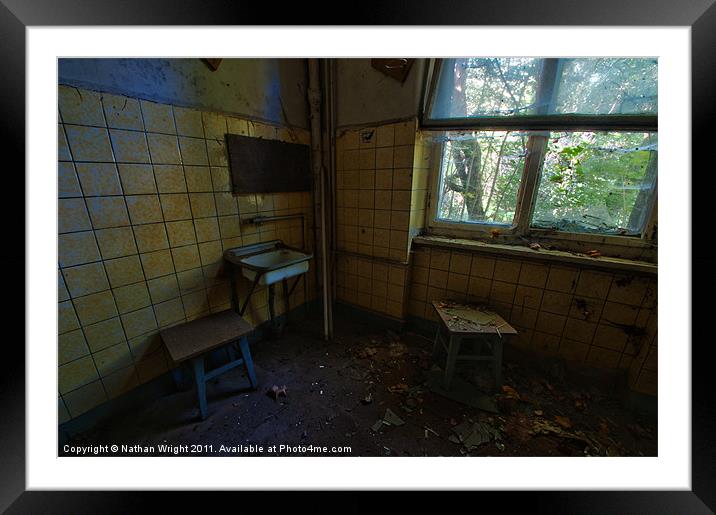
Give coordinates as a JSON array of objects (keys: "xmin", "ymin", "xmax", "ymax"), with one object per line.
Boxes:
[
  {"xmin": 244, "ymin": 214, "xmax": 305, "ymax": 224},
  {"xmin": 325, "ymin": 59, "xmax": 336, "ymax": 339},
  {"xmin": 308, "ymin": 58, "xmax": 330, "ymax": 341}
]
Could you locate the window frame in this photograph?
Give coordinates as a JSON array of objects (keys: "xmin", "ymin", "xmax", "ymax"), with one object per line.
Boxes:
[{"xmin": 421, "ymin": 58, "xmax": 659, "ymax": 250}]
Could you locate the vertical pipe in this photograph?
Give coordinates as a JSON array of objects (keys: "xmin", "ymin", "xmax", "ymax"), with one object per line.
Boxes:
[
  {"xmin": 308, "ymin": 59, "xmax": 330, "ymax": 341},
  {"xmin": 325, "ymin": 59, "xmax": 336, "ymax": 339}
]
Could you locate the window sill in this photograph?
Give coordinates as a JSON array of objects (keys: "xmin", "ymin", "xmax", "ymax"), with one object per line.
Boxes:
[{"xmin": 412, "ymin": 235, "xmax": 657, "ymax": 276}]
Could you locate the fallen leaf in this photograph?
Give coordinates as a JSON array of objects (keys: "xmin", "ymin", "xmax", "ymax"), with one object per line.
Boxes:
[
  {"xmin": 534, "ymin": 409, "xmax": 543, "ymax": 417},
  {"xmin": 490, "ymin": 228, "xmax": 501, "ymax": 239},
  {"xmin": 388, "ymin": 383, "xmax": 409, "ymax": 394},
  {"xmin": 529, "ymin": 242, "xmax": 542, "ymax": 250},
  {"xmin": 585, "ymin": 249, "xmax": 601, "ymax": 258},
  {"xmin": 554, "ymin": 415, "xmax": 572, "ymax": 429},
  {"xmin": 501, "ymin": 385, "xmax": 521, "ymax": 400}
]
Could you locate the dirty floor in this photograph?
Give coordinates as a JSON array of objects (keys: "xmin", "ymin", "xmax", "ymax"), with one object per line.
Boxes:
[{"xmin": 62, "ymin": 313, "xmax": 657, "ymax": 457}]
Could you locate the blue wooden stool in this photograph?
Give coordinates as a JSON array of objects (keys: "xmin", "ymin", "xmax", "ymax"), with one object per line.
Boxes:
[{"xmin": 160, "ymin": 310, "xmax": 257, "ymax": 420}]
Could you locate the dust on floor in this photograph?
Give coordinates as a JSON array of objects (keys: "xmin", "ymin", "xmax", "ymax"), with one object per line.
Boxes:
[{"xmin": 62, "ymin": 314, "xmax": 657, "ymax": 457}]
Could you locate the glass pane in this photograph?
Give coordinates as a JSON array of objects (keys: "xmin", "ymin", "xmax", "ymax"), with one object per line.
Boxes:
[
  {"xmin": 555, "ymin": 58, "xmax": 658, "ymax": 115},
  {"xmin": 430, "ymin": 58, "xmax": 543, "ymax": 119},
  {"xmin": 436, "ymin": 131, "xmax": 527, "ymax": 225},
  {"xmin": 531, "ymin": 131, "xmax": 657, "ymax": 235},
  {"xmin": 427, "ymin": 58, "xmax": 657, "ymax": 120}
]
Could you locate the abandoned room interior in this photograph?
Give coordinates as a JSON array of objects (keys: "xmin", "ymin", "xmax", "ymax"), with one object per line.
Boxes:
[{"xmin": 57, "ymin": 57, "xmax": 658, "ymax": 457}]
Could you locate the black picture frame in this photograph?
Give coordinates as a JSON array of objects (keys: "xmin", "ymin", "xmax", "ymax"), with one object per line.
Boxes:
[{"xmin": 2, "ymin": 1, "xmax": 713, "ymax": 511}]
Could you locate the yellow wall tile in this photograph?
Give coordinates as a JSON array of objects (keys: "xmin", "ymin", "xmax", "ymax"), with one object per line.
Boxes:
[
  {"xmin": 104, "ymin": 255, "xmax": 144, "ymax": 288},
  {"xmin": 117, "ymin": 164, "xmax": 157, "ymax": 194},
  {"xmin": 59, "ymin": 329, "xmax": 89, "ymax": 365},
  {"xmin": 75, "ymin": 162, "xmax": 123, "ymax": 196},
  {"xmin": 85, "ymin": 196, "xmax": 130, "ymax": 229},
  {"xmin": 202, "ymin": 111, "xmax": 227, "ymax": 140},
  {"xmin": 140, "ymin": 249, "xmax": 174, "ymax": 279},
  {"xmin": 63, "ymin": 380, "xmax": 107, "ymax": 417},
  {"xmin": 83, "ymin": 316, "xmax": 126, "ymax": 352},
  {"xmin": 58, "ymin": 231, "xmax": 100, "ymax": 267},
  {"xmin": 59, "ymin": 355, "xmax": 99, "ymax": 394},
  {"xmin": 178, "ymin": 136, "xmax": 209, "ymax": 165},
  {"xmin": 58, "ymin": 162, "xmax": 82, "ymax": 198},
  {"xmin": 94, "ymin": 226, "xmax": 137, "ymax": 259},
  {"xmin": 154, "ymin": 164, "xmax": 187, "ymax": 193},
  {"xmin": 93, "ymin": 341, "xmax": 134, "ymax": 376},
  {"xmin": 126, "ymin": 195, "xmax": 163, "ymax": 225},
  {"xmin": 58, "ymin": 125, "xmax": 72, "ymax": 161},
  {"xmin": 182, "ymin": 289, "xmax": 209, "ymax": 317},
  {"xmin": 63, "ymin": 262, "xmax": 109, "ymax": 297},
  {"xmin": 103, "ymin": 93, "xmax": 144, "ymax": 131},
  {"xmin": 58, "ymin": 198, "xmax": 92, "ymax": 233},
  {"xmin": 133, "ymin": 223, "xmax": 169, "ymax": 252},
  {"xmin": 575, "ymin": 270, "xmax": 613, "ymax": 300},
  {"xmin": 160, "ymin": 193, "xmax": 192, "ymax": 221},
  {"xmin": 194, "ymin": 217, "xmax": 220, "ymax": 242},
  {"xmin": 545, "ymin": 266, "xmax": 579, "ymax": 293},
  {"xmin": 120, "ymin": 306, "xmax": 157, "ymax": 339},
  {"xmin": 147, "ymin": 133, "xmax": 181, "ymax": 164},
  {"xmin": 189, "ymin": 193, "xmax": 217, "ymax": 218},
  {"xmin": 173, "ymin": 106, "xmax": 204, "ymax": 137},
  {"xmin": 109, "ymin": 129, "xmax": 150, "ymax": 163},
  {"xmin": 154, "ymin": 297, "xmax": 186, "ymax": 327},
  {"xmin": 171, "ymin": 244, "xmax": 201, "ymax": 272},
  {"xmin": 58, "ymin": 300, "xmax": 80, "ymax": 334},
  {"xmin": 59, "ymin": 86, "xmax": 105, "ymax": 126},
  {"xmin": 141, "ymin": 100, "xmax": 175, "ymax": 134},
  {"xmin": 113, "ymin": 282, "xmax": 151, "ymax": 314},
  {"xmin": 166, "ymin": 220, "xmax": 197, "ymax": 247},
  {"xmin": 147, "ymin": 274, "xmax": 180, "ymax": 303},
  {"xmin": 177, "ymin": 268, "xmax": 206, "ymax": 293},
  {"xmin": 73, "ymin": 290, "xmax": 118, "ymax": 326},
  {"xmin": 185, "ymin": 166, "xmax": 213, "ymax": 193}
]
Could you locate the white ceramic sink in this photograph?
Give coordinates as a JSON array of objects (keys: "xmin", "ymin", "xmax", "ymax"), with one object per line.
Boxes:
[
  {"xmin": 224, "ymin": 240, "xmax": 312, "ymax": 287},
  {"xmin": 240, "ymin": 248, "xmax": 310, "ymax": 285}
]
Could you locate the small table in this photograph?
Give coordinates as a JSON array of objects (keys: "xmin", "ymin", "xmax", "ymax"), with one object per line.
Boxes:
[
  {"xmin": 431, "ymin": 300, "xmax": 517, "ymax": 391},
  {"xmin": 160, "ymin": 310, "xmax": 258, "ymax": 420}
]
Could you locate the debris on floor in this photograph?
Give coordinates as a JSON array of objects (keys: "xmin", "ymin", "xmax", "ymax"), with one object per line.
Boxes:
[
  {"xmin": 268, "ymin": 384, "xmax": 288, "ymax": 401},
  {"xmin": 449, "ymin": 419, "xmax": 502, "ymax": 451},
  {"xmin": 61, "ymin": 314, "xmax": 657, "ymax": 457}
]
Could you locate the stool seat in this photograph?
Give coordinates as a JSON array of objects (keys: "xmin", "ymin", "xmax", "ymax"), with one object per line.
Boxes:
[
  {"xmin": 431, "ymin": 301, "xmax": 517, "ymax": 391},
  {"xmin": 160, "ymin": 310, "xmax": 257, "ymax": 420}
]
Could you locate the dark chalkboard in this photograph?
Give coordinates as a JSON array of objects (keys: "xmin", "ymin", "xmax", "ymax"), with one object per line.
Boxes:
[{"xmin": 226, "ymin": 134, "xmax": 311, "ymax": 194}]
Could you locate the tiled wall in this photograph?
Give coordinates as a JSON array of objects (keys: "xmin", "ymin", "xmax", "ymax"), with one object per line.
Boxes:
[
  {"xmin": 406, "ymin": 245, "xmax": 658, "ymax": 396},
  {"xmin": 334, "ymin": 119, "xmax": 429, "ymax": 319},
  {"xmin": 57, "ymin": 85, "xmax": 316, "ymax": 422}
]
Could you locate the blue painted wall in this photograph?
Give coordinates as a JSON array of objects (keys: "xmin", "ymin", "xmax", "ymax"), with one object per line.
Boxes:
[{"xmin": 59, "ymin": 58, "xmax": 309, "ymax": 128}]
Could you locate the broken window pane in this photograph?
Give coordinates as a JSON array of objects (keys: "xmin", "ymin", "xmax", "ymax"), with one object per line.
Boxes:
[
  {"xmin": 555, "ymin": 58, "xmax": 658, "ymax": 115},
  {"xmin": 436, "ymin": 131, "xmax": 527, "ymax": 225},
  {"xmin": 531, "ymin": 131, "xmax": 657, "ymax": 235}
]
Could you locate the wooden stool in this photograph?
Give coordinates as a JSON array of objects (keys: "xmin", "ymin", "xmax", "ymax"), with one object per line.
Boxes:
[
  {"xmin": 431, "ymin": 301, "xmax": 517, "ymax": 391},
  {"xmin": 160, "ymin": 310, "xmax": 257, "ymax": 420}
]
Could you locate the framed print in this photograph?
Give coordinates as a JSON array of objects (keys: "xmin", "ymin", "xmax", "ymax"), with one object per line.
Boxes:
[{"xmin": 1, "ymin": 0, "xmax": 714, "ymax": 511}]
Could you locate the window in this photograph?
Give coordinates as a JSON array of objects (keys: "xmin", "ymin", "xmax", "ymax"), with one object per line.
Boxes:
[{"xmin": 423, "ymin": 58, "xmax": 658, "ymax": 242}]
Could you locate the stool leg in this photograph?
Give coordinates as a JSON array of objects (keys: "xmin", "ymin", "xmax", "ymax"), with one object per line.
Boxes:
[
  {"xmin": 226, "ymin": 342, "xmax": 238, "ymax": 362},
  {"xmin": 443, "ymin": 335, "xmax": 461, "ymax": 390},
  {"xmin": 171, "ymin": 365, "xmax": 184, "ymax": 390},
  {"xmin": 191, "ymin": 356, "xmax": 208, "ymax": 420},
  {"xmin": 493, "ymin": 336, "xmax": 503, "ymax": 391},
  {"xmin": 238, "ymin": 335, "xmax": 258, "ymax": 388},
  {"xmin": 431, "ymin": 324, "xmax": 441, "ymax": 360}
]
